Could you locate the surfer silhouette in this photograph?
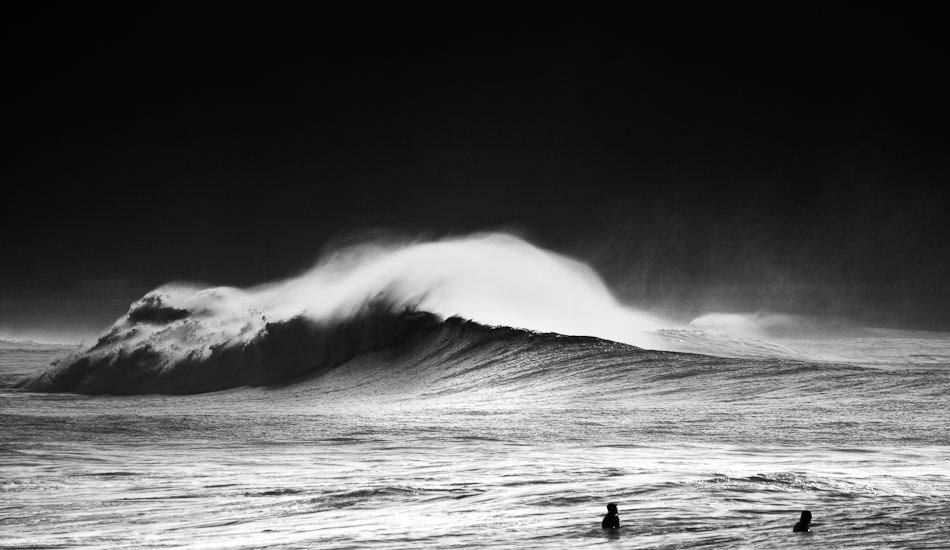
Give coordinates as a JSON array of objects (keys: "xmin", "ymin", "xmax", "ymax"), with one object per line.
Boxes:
[
  {"xmin": 793, "ymin": 510, "xmax": 812, "ymax": 532},
  {"xmin": 602, "ymin": 503, "xmax": 620, "ymax": 529}
]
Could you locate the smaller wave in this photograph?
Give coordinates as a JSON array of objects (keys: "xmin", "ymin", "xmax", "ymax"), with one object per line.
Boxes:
[
  {"xmin": 0, "ymin": 339, "xmax": 72, "ymax": 350},
  {"xmin": 659, "ymin": 313, "xmax": 950, "ymax": 369},
  {"xmin": 246, "ymin": 489, "xmax": 303, "ymax": 497},
  {"xmin": 650, "ymin": 328, "xmax": 800, "ymax": 360},
  {"xmin": 693, "ymin": 472, "xmax": 898, "ymax": 498},
  {"xmin": 687, "ymin": 312, "xmax": 871, "ymax": 340}
]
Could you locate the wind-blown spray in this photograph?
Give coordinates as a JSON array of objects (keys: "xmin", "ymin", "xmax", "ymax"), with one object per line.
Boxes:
[{"xmin": 18, "ymin": 233, "xmax": 665, "ymax": 394}]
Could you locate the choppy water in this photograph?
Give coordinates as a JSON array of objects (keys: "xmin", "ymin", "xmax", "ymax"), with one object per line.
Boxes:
[{"xmin": 3, "ymin": 321, "xmax": 949, "ymax": 549}]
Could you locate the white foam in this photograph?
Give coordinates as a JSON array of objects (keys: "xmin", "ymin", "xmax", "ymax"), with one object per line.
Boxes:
[{"xmin": 145, "ymin": 233, "xmax": 667, "ymax": 349}]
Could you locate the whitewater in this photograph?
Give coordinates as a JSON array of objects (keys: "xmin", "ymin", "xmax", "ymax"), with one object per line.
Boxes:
[{"xmin": 2, "ymin": 234, "xmax": 949, "ymax": 548}]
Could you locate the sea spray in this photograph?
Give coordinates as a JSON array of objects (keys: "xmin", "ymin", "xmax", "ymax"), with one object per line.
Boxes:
[{"xmin": 17, "ymin": 233, "xmax": 665, "ymax": 394}]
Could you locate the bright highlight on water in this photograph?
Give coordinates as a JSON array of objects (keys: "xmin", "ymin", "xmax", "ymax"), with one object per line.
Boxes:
[{"xmin": 2, "ymin": 233, "xmax": 949, "ymax": 548}]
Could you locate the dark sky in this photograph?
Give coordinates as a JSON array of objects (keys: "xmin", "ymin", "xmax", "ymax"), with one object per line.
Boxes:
[{"xmin": 5, "ymin": 5, "xmax": 949, "ymax": 292}]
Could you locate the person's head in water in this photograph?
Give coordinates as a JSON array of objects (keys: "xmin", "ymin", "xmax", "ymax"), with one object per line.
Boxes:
[
  {"xmin": 602, "ymin": 502, "xmax": 620, "ymax": 529},
  {"xmin": 793, "ymin": 510, "xmax": 812, "ymax": 532}
]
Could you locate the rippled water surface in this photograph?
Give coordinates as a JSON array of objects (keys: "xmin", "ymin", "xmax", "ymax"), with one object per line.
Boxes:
[{"xmin": 2, "ymin": 332, "xmax": 950, "ymax": 549}]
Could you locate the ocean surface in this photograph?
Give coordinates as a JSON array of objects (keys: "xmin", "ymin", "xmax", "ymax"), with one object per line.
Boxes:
[
  {"xmin": 2, "ymin": 236, "xmax": 949, "ymax": 548},
  {"xmin": 3, "ymin": 320, "xmax": 949, "ymax": 549}
]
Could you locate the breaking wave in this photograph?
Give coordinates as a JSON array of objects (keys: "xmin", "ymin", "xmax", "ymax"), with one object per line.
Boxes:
[{"xmin": 16, "ymin": 233, "xmax": 664, "ymax": 394}]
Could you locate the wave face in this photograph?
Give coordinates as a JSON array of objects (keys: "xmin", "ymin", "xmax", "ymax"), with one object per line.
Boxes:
[
  {"xmin": 17, "ymin": 234, "xmax": 664, "ymax": 394},
  {"xmin": 17, "ymin": 301, "xmax": 440, "ymax": 394}
]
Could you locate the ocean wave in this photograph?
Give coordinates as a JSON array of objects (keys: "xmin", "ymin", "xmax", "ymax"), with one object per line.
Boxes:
[
  {"xmin": 18, "ymin": 233, "xmax": 944, "ymax": 395},
  {"xmin": 16, "ymin": 295, "xmax": 440, "ymax": 394},
  {"xmin": 15, "ymin": 234, "xmax": 664, "ymax": 395},
  {"xmin": 15, "ymin": 293, "xmax": 645, "ymax": 396}
]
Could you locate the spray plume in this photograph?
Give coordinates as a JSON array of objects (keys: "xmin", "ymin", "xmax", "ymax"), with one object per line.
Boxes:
[{"xmin": 17, "ymin": 233, "xmax": 667, "ymax": 393}]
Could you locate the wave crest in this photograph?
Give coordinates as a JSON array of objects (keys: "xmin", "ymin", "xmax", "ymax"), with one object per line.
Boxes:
[{"xmin": 18, "ymin": 233, "xmax": 663, "ymax": 394}]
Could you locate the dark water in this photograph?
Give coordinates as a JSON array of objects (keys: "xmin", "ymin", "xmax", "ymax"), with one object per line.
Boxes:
[{"xmin": 3, "ymin": 319, "xmax": 949, "ymax": 548}]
